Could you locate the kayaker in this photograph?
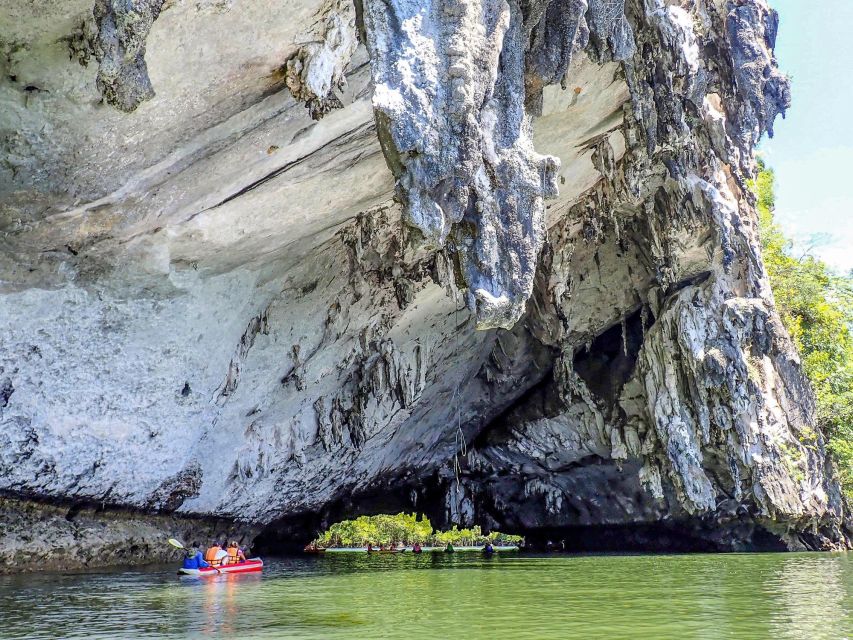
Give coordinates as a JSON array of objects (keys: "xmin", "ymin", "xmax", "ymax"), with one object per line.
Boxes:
[
  {"xmin": 214, "ymin": 543, "xmax": 229, "ymax": 567},
  {"xmin": 183, "ymin": 543, "xmax": 211, "ymax": 570},
  {"xmin": 205, "ymin": 542, "xmax": 228, "ymax": 567},
  {"xmin": 445, "ymin": 542, "xmax": 454, "ymax": 553},
  {"xmin": 204, "ymin": 542, "xmax": 221, "ymax": 565},
  {"xmin": 226, "ymin": 541, "xmax": 246, "ymax": 564}
]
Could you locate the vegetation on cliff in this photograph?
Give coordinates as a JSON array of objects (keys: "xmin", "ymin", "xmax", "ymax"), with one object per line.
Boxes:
[
  {"xmin": 312, "ymin": 513, "xmax": 523, "ymax": 548},
  {"xmin": 754, "ymin": 160, "xmax": 853, "ymax": 496}
]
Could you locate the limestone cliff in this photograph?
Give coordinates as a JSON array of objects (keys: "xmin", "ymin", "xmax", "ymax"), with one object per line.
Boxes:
[{"xmin": 0, "ymin": 0, "xmax": 848, "ymax": 571}]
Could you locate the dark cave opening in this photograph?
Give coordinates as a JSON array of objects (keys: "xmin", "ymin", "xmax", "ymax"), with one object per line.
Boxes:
[
  {"xmin": 519, "ymin": 522, "xmax": 788, "ymax": 553},
  {"xmin": 573, "ymin": 308, "xmax": 645, "ymax": 407},
  {"xmin": 251, "ymin": 467, "xmax": 790, "ymax": 555},
  {"xmin": 253, "ymin": 509, "xmax": 790, "ymax": 556},
  {"xmin": 251, "ymin": 475, "xmax": 451, "ymax": 555}
]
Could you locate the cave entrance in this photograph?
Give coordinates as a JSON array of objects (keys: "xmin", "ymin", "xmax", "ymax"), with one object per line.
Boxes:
[
  {"xmin": 252, "ymin": 477, "xmax": 454, "ymax": 555},
  {"xmin": 251, "ymin": 471, "xmax": 533, "ymax": 555},
  {"xmin": 253, "ymin": 512, "xmax": 524, "ymax": 555},
  {"xmin": 573, "ymin": 307, "xmax": 645, "ymax": 407},
  {"xmin": 522, "ymin": 523, "xmax": 721, "ymax": 553},
  {"xmin": 508, "ymin": 520, "xmax": 789, "ymax": 553}
]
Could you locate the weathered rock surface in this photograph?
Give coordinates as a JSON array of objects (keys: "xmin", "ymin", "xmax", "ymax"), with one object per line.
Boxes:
[
  {"xmin": 0, "ymin": 495, "xmax": 257, "ymax": 573},
  {"xmin": 0, "ymin": 0, "xmax": 848, "ymax": 570}
]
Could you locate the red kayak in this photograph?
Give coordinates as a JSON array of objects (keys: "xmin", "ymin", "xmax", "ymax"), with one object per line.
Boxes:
[{"xmin": 179, "ymin": 558, "xmax": 264, "ymax": 576}]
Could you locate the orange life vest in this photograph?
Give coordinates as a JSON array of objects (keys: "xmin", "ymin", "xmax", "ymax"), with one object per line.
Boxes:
[
  {"xmin": 227, "ymin": 547, "xmax": 240, "ymax": 563},
  {"xmin": 204, "ymin": 546, "xmax": 221, "ymax": 564}
]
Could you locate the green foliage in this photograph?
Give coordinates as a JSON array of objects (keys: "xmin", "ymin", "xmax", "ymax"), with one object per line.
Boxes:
[
  {"xmin": 315, "ymin": 513, "xmax": 433, "ymax": 547},
  {"xmin": 753, "ymin": 160, "xmax": 853, "ymax": 496},
  {"xmin": 312, "ymin": 513, "xmax": 523, "ymax": 548},
  {"xmin": 779, "ymin": 441, "xmax": 806, "ymax": 484}
]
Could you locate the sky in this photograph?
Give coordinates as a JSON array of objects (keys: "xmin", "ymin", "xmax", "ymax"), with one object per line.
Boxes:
[{"xmin": 759, "ymin": 0, "xmax": 853, "ymax": 273}]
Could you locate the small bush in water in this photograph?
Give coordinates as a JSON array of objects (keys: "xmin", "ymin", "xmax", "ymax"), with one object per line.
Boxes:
[{"xmin": 312, "ymin": 513, "xmax": 523, "ymax": 548}]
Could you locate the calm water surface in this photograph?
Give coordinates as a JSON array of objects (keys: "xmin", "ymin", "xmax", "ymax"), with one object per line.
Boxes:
[{"xmin": 2, "ymin": 552, "xmax": 851, "ymax": 639}]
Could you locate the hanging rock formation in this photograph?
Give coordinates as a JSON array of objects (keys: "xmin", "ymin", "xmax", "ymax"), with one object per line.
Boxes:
[
  {"xmin": 0, "ymin": 0, "xmax": 847, "ymax": 570},
  {"xmin": 92, "ymin": 0, "xmax": 166, "ymax": 112}
]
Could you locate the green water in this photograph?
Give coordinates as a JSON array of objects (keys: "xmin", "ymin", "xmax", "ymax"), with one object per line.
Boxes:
[{"xmin": 2, "ymin": 552, "xmax": 851, "ymax": 639}]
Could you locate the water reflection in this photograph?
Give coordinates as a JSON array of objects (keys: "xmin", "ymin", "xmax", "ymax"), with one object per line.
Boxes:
[
  {"xmin": 196, "ymin": 574, "xmax": 261, "ymax": 636},
  {"xmin": 768, "ymin": 554, "xmax": 851, "ymax": 639},
  {"xmin": 0, "ymin": 552, "xmax": 850, "ymax": 639}
]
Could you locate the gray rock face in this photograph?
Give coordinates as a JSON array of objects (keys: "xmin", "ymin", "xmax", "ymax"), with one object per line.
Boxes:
[
  {"xmin": 362, "ymin": 0, "xmax": 560, "ymax": 329},
  {"xmin": 283, "ymin": 0, "xmax": 359, "ymax": 119},
  {"xmin": 0, "ymin": 495, "xmax": 256, "ymax": 573},
  {"xmin": 0, "ymin": 0, "xmax": 847, "ymax": 570},
  {"xmin": 360, "ymin": 0, "xmax": 636, "ymax": 329},
  {"xmin": 93, "ymin": 0, "xmax": 165, "ymax": 112}
]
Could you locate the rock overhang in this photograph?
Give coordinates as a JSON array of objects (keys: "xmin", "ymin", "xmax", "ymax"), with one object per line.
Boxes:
[{"xmin": 0, "ymin": 0, "xmax": 849, "ymax": 569}]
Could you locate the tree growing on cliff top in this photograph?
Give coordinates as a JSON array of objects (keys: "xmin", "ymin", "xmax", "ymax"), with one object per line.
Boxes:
[{"xmin": 753, "ymin": 160, "xmax": 853, "ymax": 496}]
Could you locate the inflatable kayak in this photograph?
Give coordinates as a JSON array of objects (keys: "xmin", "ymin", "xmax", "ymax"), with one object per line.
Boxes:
[{"xmin": 179, "ymin": 558, "xmax": 264, "ymax": 576}]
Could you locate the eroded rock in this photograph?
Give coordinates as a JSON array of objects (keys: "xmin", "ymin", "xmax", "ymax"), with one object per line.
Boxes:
[
  {"xmin": 361, "ymin": 0, "xmax": 562, "ymax": 329},
  {"xmin": 0, "ymin": 0, "xmax": 847, "ymax": 569},
  {"xmin": 282, "ymin": 0, "xmax": 359, "ymax": 119},
  {"xmin": 93, "ymin": 0, "xmax": 165, "ymax": 112}
]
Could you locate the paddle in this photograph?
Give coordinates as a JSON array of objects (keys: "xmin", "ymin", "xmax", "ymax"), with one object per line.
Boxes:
[{"xmin": 170, "ymin": 538, "xmax": 221, "ymax": 573}]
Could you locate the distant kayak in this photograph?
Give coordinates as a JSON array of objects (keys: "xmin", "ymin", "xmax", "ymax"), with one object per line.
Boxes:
[{"xmin": 179, "ymin": 558, "xmax": 264, "ymax": 576}]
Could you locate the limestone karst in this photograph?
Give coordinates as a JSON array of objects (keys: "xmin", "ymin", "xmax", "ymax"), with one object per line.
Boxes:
[{"xmin": 0, "ymin": 0, "xmax": 847, "ymax": 571}]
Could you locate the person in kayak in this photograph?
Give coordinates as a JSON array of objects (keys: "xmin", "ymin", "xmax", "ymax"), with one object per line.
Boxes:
[
  {"xmin": 214, "ymin": 544, "xmax": 228, "ymax": 566},
  {"xmin": 226, "ymin": 541, "xmax": 246, "ymax": 565},
  {"xmin": 204, "ymin": 542, "xmax": 220, "ymax": 565},
  {"xmin": 183, "ymin": 544, "xmax": 211, "ymax": 570},
  {"xmin": 205, "ymin": 542, "xmax": 229, "ymax": 567}
]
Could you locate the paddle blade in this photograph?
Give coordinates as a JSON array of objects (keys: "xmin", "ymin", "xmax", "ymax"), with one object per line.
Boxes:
[{"xmin": 168, "ymin": 538, "xmax": 185, "ymax": 549}]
